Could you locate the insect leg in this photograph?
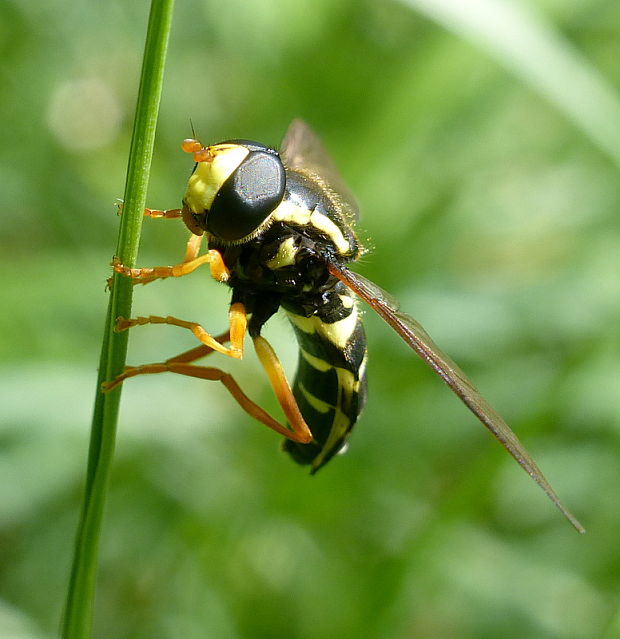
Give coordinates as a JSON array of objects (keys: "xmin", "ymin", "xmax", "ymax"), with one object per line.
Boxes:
[
  {"xmin": 117, "ymin": 234, "xmax": 205, "ymax": 287},
  {"xmin": 114, "ymin": 302, "xmax": 247, "ymax": 359},
  {"xmin": 252, "ymin": 335, "xmax": 313, "ymax": 444},
  {"xmin": 115, "ymin": 200, "xmax": 183, "ymax": 219},
  {"xmin": 102, "ymin": 346, "xmax": 312, "ymax": 443},
  {"xmin": 165, "ymin": 330, "xmax": 230, "ymax": 364},
  {"xmin": 143, "ymin": 207, "xmax": 183, "ymax": 219},
  {"xmin": 182, "ymin": 232, "xmax": 204, "ymax": 262},
  {"xmin": 112, "ymin": 246, "xmax": 230, "ymax": 286},
  {"xmin": 102, "ymin": 330, "xmax": 230, "ymax": 391}
]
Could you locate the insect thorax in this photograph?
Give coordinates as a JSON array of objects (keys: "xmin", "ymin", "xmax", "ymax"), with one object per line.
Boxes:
[{"xmin": 209, "ymin": 169, "xmax": 362, "ymax": 333}]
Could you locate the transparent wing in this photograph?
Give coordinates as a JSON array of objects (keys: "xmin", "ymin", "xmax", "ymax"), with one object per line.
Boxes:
[
  {"xmin": 280, "ymin": 119, "xmax": 360, "ymax": 222},
  {"xmin": 328, "ymin": 262, "xmax": 584, "ymax": 533}
]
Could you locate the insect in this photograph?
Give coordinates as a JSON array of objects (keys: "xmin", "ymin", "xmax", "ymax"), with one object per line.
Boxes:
[{"xmin": 104, "ymin": 120, "xmax": 584, "ymax": 532}]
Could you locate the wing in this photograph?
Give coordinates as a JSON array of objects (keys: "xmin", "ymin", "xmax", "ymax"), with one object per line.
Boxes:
[
  {"xmin": 280, "ymin": 119, "xmax": 360, "ymax": 222},
  {"xmin": 328, "ymin": 262, "xmax": 585, "ymax": 533}
]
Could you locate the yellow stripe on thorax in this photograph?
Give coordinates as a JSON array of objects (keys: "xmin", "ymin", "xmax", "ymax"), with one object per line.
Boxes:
[
  {"xmin": 265, "ymin": 236, "xmax": 298, "ymax": 269},
  {"xmin": 272, "ymin": 200, "xmax": 311, "ymax": 226},
  {"xmin": 309, "ymin": 209, "xmax": 350, "ymax": 254},
  {"xmin": 272, "ymin": 200, "xmax": 351, "ymax": 255}
]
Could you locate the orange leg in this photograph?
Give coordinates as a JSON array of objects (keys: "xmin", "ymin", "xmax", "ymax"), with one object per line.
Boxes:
[
  {"xmin": 102, "ymin": 330, "xmax": 231, "ymax": 391},
  {"xmin": 101, "ymin": 332, "xmax": 313, "ymax": 444},
  {"xmin": 252, "ymin": 335, "xmax": 313, "ymax": 444},
  {"xmin": 166, "ymin": 332, "xmax": 230, "ymax": 364},
  {"xmin": 182, "ymin": 232, "xmax": 204, "ymax": 262},
  {"xmin": 112, "ymin": 243, "xmax": 229, "ymax": 286},
  {"xmin": 113, "ymin": 233, "xmax": 205, "ymax": 286},
  {"xmin": 115, "ymin": 302, "xmax": 247, "ymax": 359},
  {"xmin": 115, "ymin": 201, "xmax": 183, "ymax": 220},
  {"xmin": 143, "ymin": 207, "xmax": 183, "ymax": 219}
]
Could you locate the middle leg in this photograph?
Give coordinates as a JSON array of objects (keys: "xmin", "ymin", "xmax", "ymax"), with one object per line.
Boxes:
[
  {"xmin": 102, "ymin": 334, "xmax": 314, "ymax": 444},
  {"xmin": 115, "ymin": 302, "xmax": 248, "ymax": 359}
]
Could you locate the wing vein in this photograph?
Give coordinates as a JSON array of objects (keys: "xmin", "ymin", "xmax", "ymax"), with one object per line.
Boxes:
[{"xmin": 328, "ymin": 262, "xmax": 584, "ymax": 533}]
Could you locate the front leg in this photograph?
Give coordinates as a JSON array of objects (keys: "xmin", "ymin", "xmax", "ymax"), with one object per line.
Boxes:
[{"xmin": 112, "ymin": 240, "xmax": 230, "ymax": 285}]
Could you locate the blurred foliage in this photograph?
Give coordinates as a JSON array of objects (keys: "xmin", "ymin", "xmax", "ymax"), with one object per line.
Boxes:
[{"xmin": 1, "ymin": 1, "xmax": 620, "ymax": 638}]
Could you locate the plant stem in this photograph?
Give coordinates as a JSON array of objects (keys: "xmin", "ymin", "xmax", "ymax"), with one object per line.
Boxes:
[{"xmin": 62, "ymin": 1, "xmax": 174, "ymax": 637}]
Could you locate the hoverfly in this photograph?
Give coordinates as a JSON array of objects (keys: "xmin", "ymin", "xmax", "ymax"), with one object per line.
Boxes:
[{"xmin": 105, "ymin": 120, "xmax": 584, "ymax": 532}]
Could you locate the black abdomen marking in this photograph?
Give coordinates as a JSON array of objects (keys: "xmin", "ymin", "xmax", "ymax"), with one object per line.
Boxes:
[{"xmin": 282, "ymin": 290, "xmax": 368, "ymax": 472}]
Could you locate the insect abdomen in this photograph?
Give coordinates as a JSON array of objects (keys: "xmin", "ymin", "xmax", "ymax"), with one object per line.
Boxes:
[{"xmin": 282, "ymin": 291, "xmax": 368, "ymax": 472}]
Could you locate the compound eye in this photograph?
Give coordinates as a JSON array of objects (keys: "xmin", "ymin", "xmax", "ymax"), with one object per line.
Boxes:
[{"xmin": 207, "ymin": 150, "xmax": 285, "ymax": 241}]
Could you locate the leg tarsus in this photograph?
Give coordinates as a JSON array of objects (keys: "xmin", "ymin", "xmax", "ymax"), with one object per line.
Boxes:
[
  {"xmin": 114, "ymin": 201, "xmax": 182, "ymax": 219},
  {"xmin": 111, "ymin": 247, "xmax": 229, "ymax": 284},
  {"xmin": 144, "ymin": 207, "xmax": 183, "ymax": 219}
]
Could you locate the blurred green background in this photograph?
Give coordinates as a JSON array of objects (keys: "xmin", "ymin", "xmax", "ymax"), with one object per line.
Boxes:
[{"xmin": 2, "ymin": 1, "xmax": 620, "ymax": 637}]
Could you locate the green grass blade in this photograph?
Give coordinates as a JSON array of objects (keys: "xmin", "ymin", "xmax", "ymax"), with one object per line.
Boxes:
[
  {"xmin": 61, "ymin": 1, "xmax": 175, "ymax": 637},
  {"xmin": 399, "ymin": 0, "xmax": 620, "ymax": 170}
]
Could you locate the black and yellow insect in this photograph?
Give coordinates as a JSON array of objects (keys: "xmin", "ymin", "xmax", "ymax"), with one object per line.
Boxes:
[{"xmin": 105, "ymin": 120, "xmax": 583, "ymax": 532}]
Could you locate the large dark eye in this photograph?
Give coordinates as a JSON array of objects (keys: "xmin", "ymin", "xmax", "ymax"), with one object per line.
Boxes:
[{"xmin": 207, "ymin": 150, "xmax": 285, "ymax": 241}]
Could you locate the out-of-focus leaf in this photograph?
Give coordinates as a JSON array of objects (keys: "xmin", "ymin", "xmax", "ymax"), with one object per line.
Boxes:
[{"xmin": 398, "ymin": 0, "xmax": 620, "ymax": 169}]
